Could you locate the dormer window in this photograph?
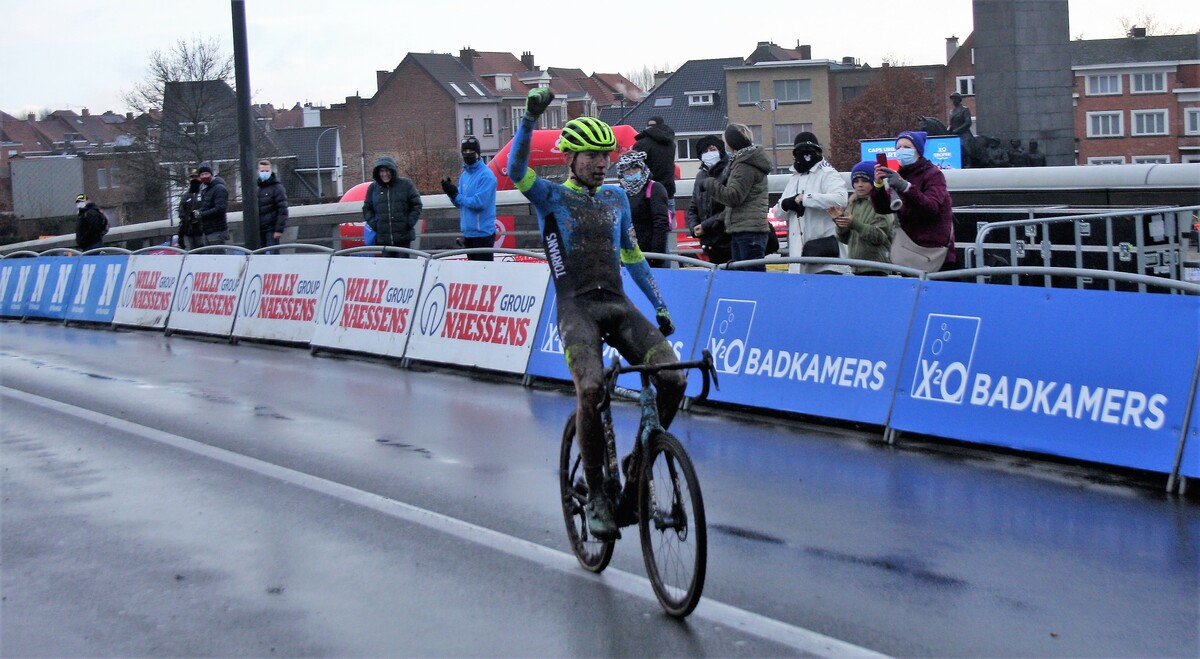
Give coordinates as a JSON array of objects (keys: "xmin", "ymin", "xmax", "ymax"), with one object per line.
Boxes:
[
  {"xmin": 686, "ymin": 91, "xmax": 715, "ymax": 107},
  {"xmin": 496, "ymin": 75, "xmax": 511, "ymax": 91},
  {"xmin": 180, "ymin": 122, "xmax": 210, "ymax": 136}
]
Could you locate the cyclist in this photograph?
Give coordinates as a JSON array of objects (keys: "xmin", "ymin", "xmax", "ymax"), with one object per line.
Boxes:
[{"xmin": 511, "ymin": 88, "xmax": 685, "ymax": 540}]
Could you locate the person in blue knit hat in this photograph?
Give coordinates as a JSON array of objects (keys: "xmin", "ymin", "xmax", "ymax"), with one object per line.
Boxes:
[
  {"xmin": 833, "ymin": 161, "xmax": 895, "ymax": 275},
  {"xmin": 871, "ymin": 130, "xmax": 956, "ymax": 271}
]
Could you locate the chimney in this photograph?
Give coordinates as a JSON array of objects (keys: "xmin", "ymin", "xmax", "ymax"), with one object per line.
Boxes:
[
  {"xmin": 376, "ymin": 70, "xmax": 390, "ymax": 91},
  {"xmin": 799, "ymin": 44, "xmax": 812, "ymax": 60},
  {"xmin": 1130, "ymin": 26, "xmax": 1147, "ymax": 39},
  {"xmin": 81, "ymin": 108, "xmax": 90, "ymax": 117},
  {"xmin": 653, "ymin": 70, "xmax": 671, "ymax": 90},
  {"xmin": 946, "ymin": 36, "xmax": 959, "ymax": 62},
  {"xmin": 842, "ymin": 56, "xmax": 856, "ymax": 66},
  {"xmin": 27, "ymin": 113, "xmax": 35, "ymax": 121},
  {"xmin": 521, "ymin": 51, "xmax": 536, "ymax": 71},
  {"xmin": 302, "ymin": 105, "xmax": 321, "ymax": 128},
  {"xmin": 125, "ymin": 112, "xmax": 133, "ymax": 120},
  {"xmin": 459, "ymin": 47, "xmax": 477, "ymax": 72}
]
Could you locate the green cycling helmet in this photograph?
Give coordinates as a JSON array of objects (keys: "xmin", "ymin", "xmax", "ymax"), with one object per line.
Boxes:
[{"xmin": 558, "ymin": 117, "xmax": 617, "ymax": 153}]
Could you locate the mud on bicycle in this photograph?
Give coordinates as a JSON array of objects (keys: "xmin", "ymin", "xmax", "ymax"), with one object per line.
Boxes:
[{"xmin": 559, "ymin": 349, "xmax": 719, "ymax": 618}]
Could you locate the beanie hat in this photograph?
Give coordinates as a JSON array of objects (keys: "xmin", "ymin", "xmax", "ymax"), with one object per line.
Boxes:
[
  {"xmin": 460, "ymin": 136, "xmax": 481, "ymax": 153},
  {"xmin": 896, "ymin": 130, "xmax": 928, "ymax": 157},
  {"xmin": 793, "ymin": 131, "xmax": 821, "ymax": 152},
  {"xmin": 851, "ymin": 160, "xmax": 875, "ymax": 182},
  {"xmin": 75, "ymin": 193, "xmax": 87, "ymax": 202},
  {"xmin": 724, "ymin": 124, "xmax": 752, "ymax": 151},
  {"xmin": 647, "ymin": 116, "xmax": 664, "ymax": 127},
  {"xmin": 196, "ymin": 165, "xmax": 213, "ymax": 175},
  {"xmin": 695, "ymin": 134, "xmax": 726, "ymax": 159}
]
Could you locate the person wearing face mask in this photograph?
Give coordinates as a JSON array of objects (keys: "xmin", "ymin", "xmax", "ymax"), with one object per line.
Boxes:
[
  {"xmin": 616, "ymin": 150, "xmax": 670, "ymax": 268},
  {"xmin": 773, "ymin": 132, "xmax": 848, "ymax": 274},
  {"xmin": 441, "ymin": 136, "xmax": 497, "ymax": 261},
  {"xmin": 74, "ymin": 193, "xmax": 109, "ymax": 252},
  {"xmin": 685, "ymin": 135, "xmax": 732, "ymax": 265},
  {"xmin": 177, "ymin": 169, "xmax": 205, "ymax": 249},
  {"xmin": 256, "ymin": 160, "xmax": 289, "ymax": 249},
  {"xmin": 872, "ymin": 130, "xmax": 956, "ymax": 271},
  {"xmin": 702, "ymin": 123, "xmax": 772, "ymax": 271}
]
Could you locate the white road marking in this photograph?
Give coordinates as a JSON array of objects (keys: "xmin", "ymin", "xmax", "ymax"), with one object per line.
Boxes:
[{"xmin": 5, "ymin": 386, "xmax": 888, "ymax": 658}]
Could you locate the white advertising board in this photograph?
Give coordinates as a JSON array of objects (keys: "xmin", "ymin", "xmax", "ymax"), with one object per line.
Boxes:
[
  {"xmin": 166, "ymin": 254, "xmax": 249, "ymax": 337},
  {"xmin": 112, "ymin": 254, "xmax": 186, "ymax": 328},
  {"xmin": 405, "ymin": 259, "xmax": 550, "ymax": 373},
  {"xmin": 309, "ymin": 256, "xmax": 425, "ymax": 358},
  {"xmin": 232, "ymin": 254, "xmax": 331, "ymax": 343}
]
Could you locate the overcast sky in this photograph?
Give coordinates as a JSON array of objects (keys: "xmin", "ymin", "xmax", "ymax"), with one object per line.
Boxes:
[{"xmin": 3, "ymin": 0, "xmax": 1195, "ymax": 117}]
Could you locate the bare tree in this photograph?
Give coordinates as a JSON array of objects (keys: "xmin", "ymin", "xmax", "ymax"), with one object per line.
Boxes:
[
  {"xmin": 119, "ymin": 38, "xmax": 235, "ymax": 221},
  {"xmin": 624, "ymin": 64, "xmax": 673, "ymax": 92},
  {"xmin": 1118, "ymin": 12, "xmax": 1183, "ymax": 36},
  {"xmin": 829, "ymin": 67, "xmax": 939, "ymax": 171}
]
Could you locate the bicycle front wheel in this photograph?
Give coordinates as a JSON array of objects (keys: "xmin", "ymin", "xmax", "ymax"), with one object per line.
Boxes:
[
  {"xmin": 638, "ymin": 431, "xmax": 707, "ymax": 617},
  {"xmin": 559, "ymin": 412, "xmax": 615, "ymax": 573}
]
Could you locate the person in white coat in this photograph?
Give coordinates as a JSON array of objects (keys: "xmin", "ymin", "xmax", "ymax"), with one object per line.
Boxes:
[{"xmin": 772, "ymin": 132, "xmax": 849, "ymax": 274}]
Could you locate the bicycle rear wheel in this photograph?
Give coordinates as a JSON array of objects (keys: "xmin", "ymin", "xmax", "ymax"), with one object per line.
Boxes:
[
  {"xmin": 559, "ymin": 412, "xmax": 614, "ymax": 572},
  {"xmin": 638, "ymin": 431, "xmax": 707, "ymax": 617}
]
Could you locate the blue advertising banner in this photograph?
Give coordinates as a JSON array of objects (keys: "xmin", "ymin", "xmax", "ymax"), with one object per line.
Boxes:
[
  {"xmin": 0, "ymin": 259, "xmax": 39, "ymax": 318},
  {"xmin": 889, "ymin": 282, "xmax": 1200, "ymax": 474},
  {"xmin": 698, "ymin": 271, "xmax": 920, "ymax": 424},
  {"xmin": 1182, "ymin": 383, "xmax": 1200, "ymax": 479},
  {"xmin": 23, "ymin": 256, "xmax": 80, "ymax": 320},
  {"xmin": 66, "ymin": 255, "xmax": 128, "ymax": 323},
  {"xmin": 861, "ymin": 136, "xmax": 962, "ymax": 170},
  {"xmin": 525, "ymin": 268, "xmax": 714, "ymax": 397}
]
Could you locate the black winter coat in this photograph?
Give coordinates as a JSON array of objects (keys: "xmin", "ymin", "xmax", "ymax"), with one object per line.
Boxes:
[
  {"xmin": 628, "ymin": 180, "xmax": 670, "ymax": 263},
  {"xmin": 256, "ymin": 174, "xmax": 289, "ymax": 234},
  {"xmin": 362, "ymin": 156, "xmax": 422, "ymax": 245},
  {"xmin": 685, "ymin": 159, "xmax": 732, "ymax": 262},
  {"xmin": 633, "ymin": 123, "xmax": 676, "ymax": 198},
  {"xmin": 197, "ymin": 176, "xmax": 229, "ymax": 233},
  {"xmin": 76, "ymin": 203, "xmax": 108, "ymax": 249}
]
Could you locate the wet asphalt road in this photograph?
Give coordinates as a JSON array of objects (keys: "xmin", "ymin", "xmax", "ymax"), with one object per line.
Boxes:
[{"xmin": 1, "ymin": 321, "xmax": 1197, "ymax": 657}]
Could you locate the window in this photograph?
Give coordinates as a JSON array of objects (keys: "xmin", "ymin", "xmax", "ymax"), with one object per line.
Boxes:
[
  {"xmin": 449, "ymin": 83, "xmax": 466, "ymax": 97},
  {"xmin": 774, "ymin": 123, "xmax": 813, "ymax": 147},
  {"xmin": 1133, "ymin": 155, "xmax": 1169, "ymax": 164},
  {"xmin": 179, "ymin": 121, "xmax": 210, "ymax": 136},
  {"xmin": 1131, "ymin": 109, "xmax": 1167, "ymax": 136},
  {"xmin": 468, "ymin": 83, "xmax": 486, "ymax": 96},
  {"xmin": 1086, "ymin": 111, "xmax": 1123, "ymax": 137},
  {"xmin": 687, "ymin": 92, "xmax": 714, "ymax": 107},
  {"xmin": 538, "ymin": 108, "xmax": 561, "ymax": 130},
  {"xmin": 97, "ymin": 168, "xmax": 108, "ymax": 189},
  {"xmin": 737, "ymin": 81, "xmax": 761, "ymax": 105},
  {"xmin": 676, "ymin": 139, "xmax": 692, "ymax": 160},
  {"xmin": 464, "ymin": 118, "xmax": 474, "ymax": 136},
  {"xmin": 483, "ymin": 117, "xmax": 493, "ymax": 136},
  {"xmin": 748, "ymin": 125, "xmax": 763, "ymax": 144},
  {"xmin": 774, "ymin": 79, "xmax": 811, "ymax": 103},
  {"xmin": 1186, "ymin": 108, "xmax": 1200, "ymax": 136},
  {"xmin": 956, "ymin": 76, "xmax": 975, "ymax": 96},
  {"xmin": 511, "ymin": 108, "xmax": 522, "ymax": 131},
  {"xmin": 496, "ymin": 75, "xmax": 511, "ymax": 91},
  {"xmin": 1085, "ymin": 74, "xmax": 1121, "ymax": 96},
  {"xmin": 108, "ymin": 166, "xmax": 119, "ymax": 189},
  {"xmin": 653, "ymin": 97, "xmax": 673, "ymax": 107},
  {"xmin": 841, "ymin": 85, "xmax": 867, "ymax": 101},
  {"xmin": 1130, "ymin": 72, "xmax": 1165, "ymax": 93},
  {"xmin": 1087, "ymin": 156, "xmax": 1125, "ymax": 165}
]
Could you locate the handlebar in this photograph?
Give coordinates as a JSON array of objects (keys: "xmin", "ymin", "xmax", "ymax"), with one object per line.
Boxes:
[{"xmin": 603, "ymin": 349, "xmax": 721, "ymax": 402}]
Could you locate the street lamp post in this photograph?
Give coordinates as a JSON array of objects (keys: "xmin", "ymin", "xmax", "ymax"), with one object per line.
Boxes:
[
  {"xmin": 758, "ymin": 98, "xmax": 778, "ymax": 169},
  {"xmin": 315, "ymin": 126, "xmax": 338, "ymax": 200}
]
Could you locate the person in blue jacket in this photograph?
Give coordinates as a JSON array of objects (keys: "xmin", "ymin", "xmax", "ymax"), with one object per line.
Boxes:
[
  {"xmin": 441, "ymin": 136, "xmax": 498, "ymax": 261},
  {"xmin": 510, "ymin": 87, "xmax": 684, "ymax": 540}
]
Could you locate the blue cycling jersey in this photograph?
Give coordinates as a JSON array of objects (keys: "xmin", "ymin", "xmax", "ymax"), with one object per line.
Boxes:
[{"xmin": 508, "ymin": 116, "xmax": 665, "ymax": 310}]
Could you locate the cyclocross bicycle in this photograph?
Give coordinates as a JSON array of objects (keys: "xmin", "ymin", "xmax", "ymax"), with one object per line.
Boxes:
[{"xmin": 559, "ymin": 349, "xmax": 719, "ymax": 618}]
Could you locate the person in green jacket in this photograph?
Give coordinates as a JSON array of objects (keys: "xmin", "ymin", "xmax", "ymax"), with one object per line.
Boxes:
[{"xmin": 834, "ymin": 161, "xmax": 895, "ymax": 275}]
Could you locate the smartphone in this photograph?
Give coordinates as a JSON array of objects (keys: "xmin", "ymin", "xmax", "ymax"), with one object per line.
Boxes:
[{"xmin": 875, "ymin": 153, "xmax": 888, "ymax": 167}]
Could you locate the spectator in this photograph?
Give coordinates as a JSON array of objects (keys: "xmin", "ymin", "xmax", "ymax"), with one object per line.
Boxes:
[
  {"xmin": 633, "ymin": 116, "xmax": 677, "ymax": 219},
  {"xmin": 686, "ymin": 135, "xmax": 732, "ymax": 265},
  {"xmin": 74, "ymin": 194, "xmax": 108, "ymax": 252},
  {"xmin": 872, "ymin": 130, "xmax": 957, "ymax": 272},
  {"xmin": 441, "ymin": 136, "xmax": 498, "ymax": 261},
  {"xmin": 177, "ymin": 169, "xmax": 204, "ymax": 249},
  {"xmin": 835, "ymin": 161, "xmax": 895, "ymax": 276},
  {"xmin": 616, "ymin": 150, "xmax": 671, "ymax": 267},
  {"xmin": 194, "ymin": 165, "xmax": 230, "ymax": 246},
  {"xmin": 363, "ymin": 156, "xmax": 422, "ymax": 258},
  {"xmin": 256, "ymin": 159, "xmax": 289, "ymax": 249},
  {"xmin": 773, "ymin": 132, "xmax": 848, "ymax": 274},
  {"xmin": 702, "ymin": 123, "xmax": 772, "ymax": 271}
]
